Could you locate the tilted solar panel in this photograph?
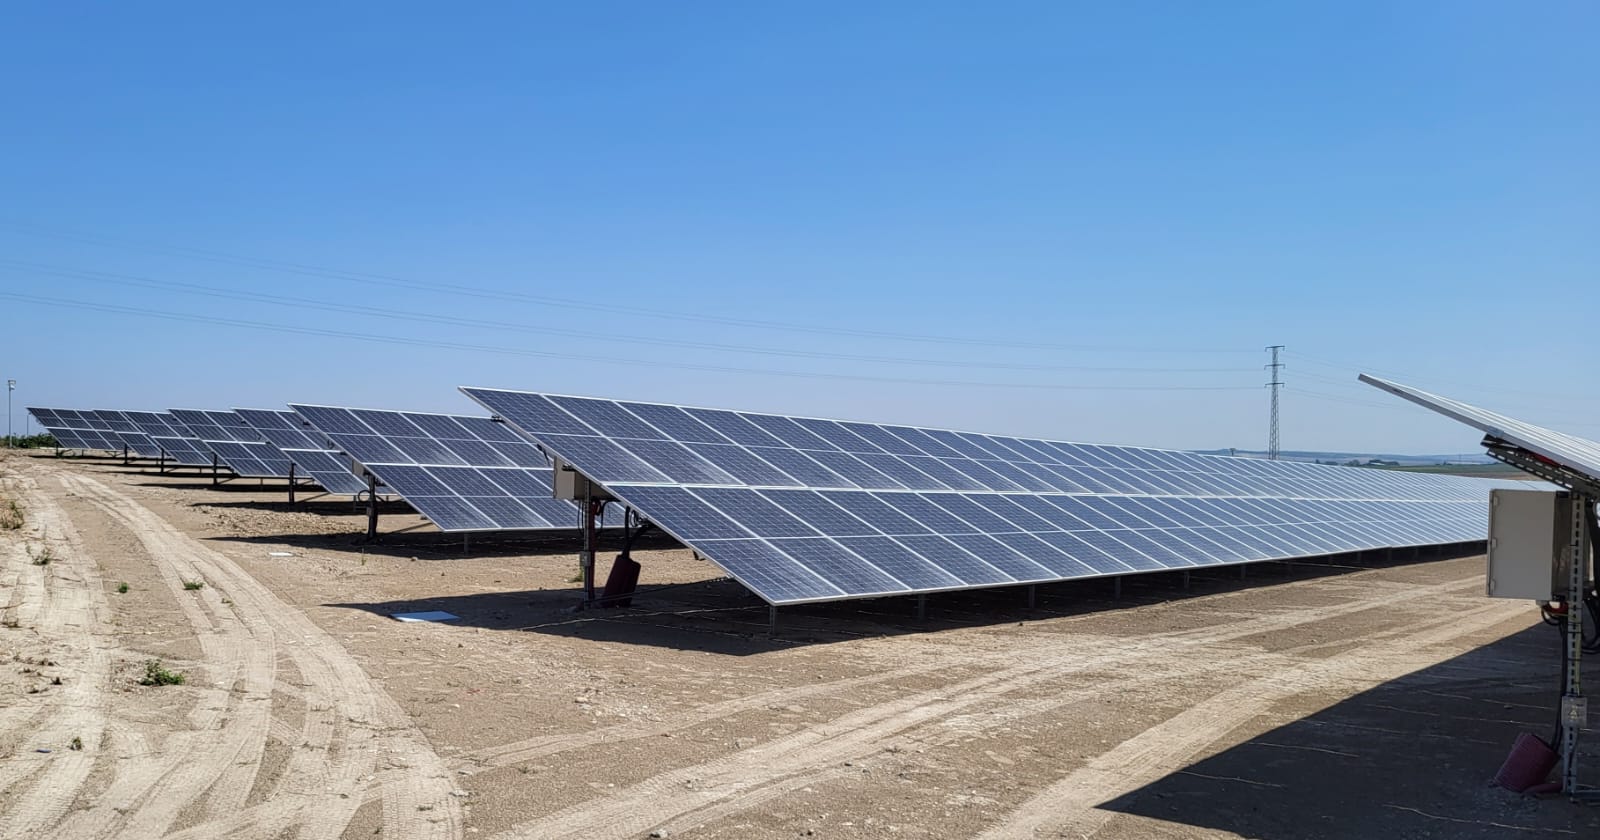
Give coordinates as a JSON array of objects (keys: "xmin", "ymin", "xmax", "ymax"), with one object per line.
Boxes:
[
  {"xmin": 234, "ymin": 408, "xmax": 369, "ymax": 495},
  {"xmin": 461, "ymin": 388, "xmax": 1524, "ymax": 606},
  {"xmin": 142, "ymin": 411, "xmax": 216, "ymax": 466},
  {"xmin": 168, "ymin": 409, "xmax": 293, "ymax": 477},
  {"xmin": 1362, "ymin": 375, "xmax": 1600, "ymax": 481},
  {"xmin": 25, "ymin": 407, "xmax": 124, "ymax": 451},
  {"xmin": 92, "ymin": 410, "xmax": 165, "ymax": 457},
  {"xmin": 289, "ymin": 404, "xmax": 600, "ymax": 532}
]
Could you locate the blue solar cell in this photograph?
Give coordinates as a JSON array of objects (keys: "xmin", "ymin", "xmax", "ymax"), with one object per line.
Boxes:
[
  {"xmin": 758, "ymin": 490, "xmax": 882, "ymax": 537},
  {"xmin": 613, "ymin": 438, "xmax": 737, "ymax": 484},
  {"xmin": 892, "ymin": 535, "xmax": 1016, "ymax": 585},
  {"xmin": 696, "ymin": 540, "xmax": 842, "ymax": 602},
  {"xmin": 682, "ymin": 443, "xmax": 802, "ymax": 487},
  {"xmin": 613, "ymin": 486, "xmax": 752, "ymax": 540},
  {"xmin": 834, "ymin": 537, "xmax": 967, "ymax": 589},
  {"xmin": 942, "ymin": 534, "xmax": 1055, "ymax": 582},
  {"xmin": 535, "ymin": 434, "xmax": 671, "ymax": 483},
  {"xmin": 766, "ymin": 538, "xmax": 910, "ymax": 595},
  {"xmin": 548, "ymin": 396, "xmax": 662, "ymax": 440},
  {"xmin": 620, "ymin": 402, "xmax": 733, "ymax": 444},
  {"xmin": 691, "ymin": 488, "xmax": 821, "ymax": 538}
]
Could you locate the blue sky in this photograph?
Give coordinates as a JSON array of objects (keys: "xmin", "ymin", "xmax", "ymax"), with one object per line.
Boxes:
[{"xmin": 2, "ymin": 2, "xmax": 1594, "ymax": 453}]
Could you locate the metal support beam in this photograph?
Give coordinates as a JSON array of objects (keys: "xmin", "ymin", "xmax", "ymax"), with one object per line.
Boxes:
[
  {"xmin": 1182, "ymin": 570, "xmax": 1191, "ymax": 590},
  {"xmin": 1560, "ymin": 493, "xmax": 1590, "ymax": 796},
  {"xmin": 287, "ymin": 462, "xmax": 296, "ymax": 505},
  {"xmin": 580, "ymin": 492, "xmax": 598, "ymax": 606},
  {"xmin": 1113, "ymin": 577, "xmax": 1122, "ymax": 600},
  {"xmin": 211, "ymin": 452, "xmax": 219, "ymax": 487},
  {"xmin": 768, "ymin": 605, "xmax": 779, "ymax": 636},
  {"xmin": 364, "ymin": 473, "xmax": 379, "ymax": 542},
  {"xmin": 1027, "ymin": 585, "xmax": 1036, "ymax": 609},
  {"xmin": 916, "ymin": 594, "xmax": 927, "ymax": 621}
]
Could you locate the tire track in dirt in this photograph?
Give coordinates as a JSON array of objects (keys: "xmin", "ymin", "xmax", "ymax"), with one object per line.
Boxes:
[
  {"xmin": 54, "ymin": 471, "xmax": 462, "ymax": 840},
  {"xmin": 646, "ymin": 589, "xmax": 1508, "ymax": 837},
  {"xmin": 488, "ymin": 567, "xmax": 1490, "ymax": 839},
  {"xmin": 972, "ymin": 598, "xmax": 1530, "ymax": 839},
  {"xmin": 0, "ymin": 471, "xmax": 116, "ymax": 838},
  {"xmin": 45, "ymin": 471, "xmax": 279, "ymax": 840}
]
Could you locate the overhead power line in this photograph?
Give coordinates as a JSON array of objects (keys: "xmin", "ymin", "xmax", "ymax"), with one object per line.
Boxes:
[
  {"xmin": 0, "ymin": 291, "xmax": 1261, "ymax": 394},
  {"xmin": 0, "ymin": 219, "xmax": 1255, "ymax": 355},
  {"xmin": 0, "ymin": 259, "xmax": 1260, "ymax": 377}
]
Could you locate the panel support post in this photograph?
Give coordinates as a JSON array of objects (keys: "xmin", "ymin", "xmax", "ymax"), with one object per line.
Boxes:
[
  {"xmin": 768, "ymin": 605, "xmax": 778, "ymax": 636},
  {"xmin": 1113, "ymin": 577, "xmax": 1122, "ymax": 600},
  {"xmin": 916, "ymin": 594, "xmax": 928, "ymax": 621},
  {"xmin": 159, "ymin": 448, "xmax": 167, "ymax": 474},
  {"xmin": 1027, "ymin": 585, "xmax": 1036, "ymax": 609},
  {"xmin": 123, "ymin": 446, "xmax": 130, "ymax": 466},
  {"xmin": 1182, "ymin": 570, "xmax": 1191, "ymax": 590},
  {"xmin": 1559, "ymin": 493, "xmax": 1590, "ymax": 797},
  {"xmin": 211, "ymin": 453, "xmax": 219, "ymax": 487},
  {"xmin": 580, "ymin": 491, "xmax": 598, "ymax": 607},
  {"xmin": 1239, "ymin": 564, "xmax": 1247, "ymax": 580},
  {"xmin": 364, "ymin": 473, "xmax": 379, "ymax": 542},
  {"xmin": 462, "ymin": 532, "xmax": 470, "ymax": 554},
  {"xmin": 287, "ymin": 462, "xmax": 296, "ymax": 505}
]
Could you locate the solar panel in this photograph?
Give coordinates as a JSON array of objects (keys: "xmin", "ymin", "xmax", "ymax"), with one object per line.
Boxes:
[
  {"xmin": 25, "ymin": 407, "xmax": 124, "ymax": 451},
  {"xmin": 168, "ymin": 409, "xmax": 294, "ymax": 478},
  {"xmin": 289, "ymin": 404, "xmax": 599, "ymax": 532},
  {"xmin": 462, "ymin": 388, "xmax": 1525, "ymax": 606},
  {"xmin": 91, "ymin": 410, "xmax": 165, "ymax": 457},
  {"xmin": 1361, "ymin": 375, "xmax": 1600, "ymax": 481},
  {"xmin": 141, "ymin": 411, "xmax": 216, "ymax": 466},
  {"xmin": 233, "ymin": 408, "xmax": 369, "ymax": 495}
]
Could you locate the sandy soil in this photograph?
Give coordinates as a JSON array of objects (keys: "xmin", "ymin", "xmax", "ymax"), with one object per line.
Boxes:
[{"xmin": 0, "ymin": 450, "xmax": 1594, "ymax": 840}]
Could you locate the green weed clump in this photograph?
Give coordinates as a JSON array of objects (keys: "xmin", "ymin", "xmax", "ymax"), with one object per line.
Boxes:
[
  {"xmin": 30, "ymin": 546, "xmax": 54, "ymax": 566},
  {"xmin": 181, "ymin": 580, "xmax": 204, "ymax": 591},
  {"xmin": 116, "ymin": 582, "xmax": 129, "ymax": 594},
  {"xmin": 138, "ymin": 660, "xmax": 185, "ymax": 686}
]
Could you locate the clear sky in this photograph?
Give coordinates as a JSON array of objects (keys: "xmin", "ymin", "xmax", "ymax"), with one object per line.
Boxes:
[{"xmin": 1, "ymin": 2, "xmax": 1594, "ymax": 454}]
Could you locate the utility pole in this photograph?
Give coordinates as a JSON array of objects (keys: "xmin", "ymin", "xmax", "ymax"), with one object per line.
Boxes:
[
  {"xmin": 5, "ymin": 380, "xmax": 13, "ymax": 449},
  {"xmin": 1265, "ymin": 346, "xmax": 1284, "ymax": 460}
]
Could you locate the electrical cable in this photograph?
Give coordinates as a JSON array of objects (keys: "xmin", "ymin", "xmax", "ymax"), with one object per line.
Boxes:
[
  {"xmin": 0, "ymin": 291, "xmax": 1261, "ymax": 393},
  {"xmin": 0, "ymin": 259, "xmax": 1260, "ymax": 377},
  {"xmin": 0, "ymin": 219, "xmax": 1257, "ymax": 355}
]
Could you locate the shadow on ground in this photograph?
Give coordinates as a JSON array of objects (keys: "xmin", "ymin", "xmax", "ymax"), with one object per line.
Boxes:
[
  {"xmin": 323, "ymin": 543, "xmax": 1489, "ymax": 655},
  {"xmin": 1098, "ymin": 622, "xmax": 1600, "ymax": 839}
]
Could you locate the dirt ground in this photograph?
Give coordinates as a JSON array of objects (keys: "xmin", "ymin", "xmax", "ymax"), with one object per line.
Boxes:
[{"xmin": 1, "ymin": 450, "xmax": 1595, "ymax": 840}]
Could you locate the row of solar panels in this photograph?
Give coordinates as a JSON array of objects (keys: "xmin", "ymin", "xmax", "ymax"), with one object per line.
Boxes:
[
  {"xmin": 26, "ymin": 405, "xmax": 592, "ymax": 531},
  {"xmin": 30, "ymin": 382, "xmax": 1526, "ymax": 606}
]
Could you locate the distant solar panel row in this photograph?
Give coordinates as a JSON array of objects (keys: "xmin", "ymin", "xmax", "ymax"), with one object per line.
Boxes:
[
  {"xmin": 463, "ymin": 389, "xmax": 1517, "ymax": 605},
  {"xmin": 26, "ymin": 408, "xmax": 124, "ymax": 451},
  {"xmin": 168, "ymin": 409, "xmax": 293, "ymax": 478},
  {"xmin": 234, "ymin": 408, "xmax": 369, "ymax": 496},
  {"xmin": 291, "ymin": 405, "xmax": 593, "ymax": 532}
]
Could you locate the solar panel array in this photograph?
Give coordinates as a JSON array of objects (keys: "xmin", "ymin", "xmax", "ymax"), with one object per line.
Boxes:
[
  {"xmin": 168, "ymin": 409, "xmax": 293, "ymax": 478},
  {"xmin": 234, "ymin": 408, "xmax": 369, "ymax": 495},
  {"xmin": 25, "ymin": 408, "xmax": 124, "ymax": 451},
  {"xmin": 131, "ymin": 411, "xmax": 216, "ymax": 465},
  {"xmin": 91, "ymin": 410, "xmax": 163, "ymax": 457},
  {"xmin": 463, "ymin": 388, "xmax": 1518, "ymax": 605},
  {"xmin": 1362, "ymin": 375, "xmax": 1600, "ymax": 481},
  {"xmin": 290, "ymin": 405, "xmax": 595, "ymax": 532}
]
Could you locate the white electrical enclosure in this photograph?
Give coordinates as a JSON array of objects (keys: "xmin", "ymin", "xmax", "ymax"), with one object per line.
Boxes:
[{"xmin": 1487, "ymin": 488, "xmax": 1569, "ymax": 600}]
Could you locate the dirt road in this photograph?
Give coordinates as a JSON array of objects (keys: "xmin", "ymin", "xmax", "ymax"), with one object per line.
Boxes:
[{"xmin": 0, "ymin": 452, "xmax": 1592, "ymax": 839}]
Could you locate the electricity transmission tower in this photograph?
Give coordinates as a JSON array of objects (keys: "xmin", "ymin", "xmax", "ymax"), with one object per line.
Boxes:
[{"xmin": 1265, "ymin": 346, "xmax": 1284, "ymax": 460}]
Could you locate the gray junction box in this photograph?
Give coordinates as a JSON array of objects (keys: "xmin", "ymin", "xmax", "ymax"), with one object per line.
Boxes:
[{"xmin": 1487, "ymin": 488, "xmax": 1571, "ymax": 600}]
